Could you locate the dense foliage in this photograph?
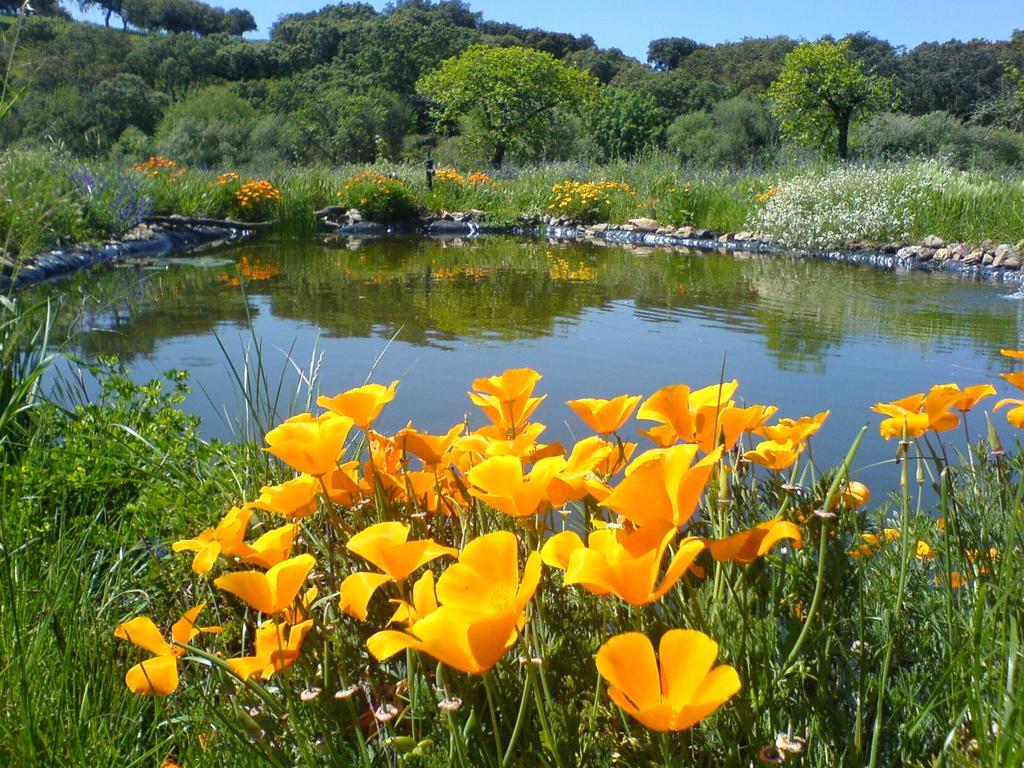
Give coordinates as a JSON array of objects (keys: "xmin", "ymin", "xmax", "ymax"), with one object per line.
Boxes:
[{"xmin": 2, "ymin": 2, "xmax": 1024, "ymax": 170}]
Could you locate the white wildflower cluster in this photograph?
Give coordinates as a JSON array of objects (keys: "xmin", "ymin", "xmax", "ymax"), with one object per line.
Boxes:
[{"xmin": 751, "ymin": 163, "xmax": 941, "ymax": 250}]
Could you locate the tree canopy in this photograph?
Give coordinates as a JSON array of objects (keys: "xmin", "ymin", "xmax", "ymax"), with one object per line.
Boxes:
[
  {"xmin": 417, "ymin": 44, "xmax": 598, "ymax": 168},
  {"xmin": 768, "ymin": 38, "xmax": 892, "ymax": 158}
]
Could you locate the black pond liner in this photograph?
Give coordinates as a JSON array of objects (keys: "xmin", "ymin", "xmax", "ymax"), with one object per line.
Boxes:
[{"xmin": 1, "ymin": 223, "xmax": 250, "ymax": 292}]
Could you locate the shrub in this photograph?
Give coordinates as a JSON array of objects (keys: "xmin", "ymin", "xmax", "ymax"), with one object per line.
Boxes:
[
  {"xmin": 853, "ymin": 111, "xmax": 1024, "ymax": 170},
  {"xmin": 0, "ymin": 149, "xmax": 87, "ymax": 257},
  {"xmin": 668, "ymin": 96, "xmax": 776, "ymax": 167},
  {"xmin": 338, "ymin": 171, "xmax": 418, "ymax": 222},
  {"xmin": 153, "ymin": 85, "xmax": 259, "ymax": 168},
  {"xmin": 585, "ymin": 88, "xmax": 666, "ymax": 161},
  {"xmin": 70, "ymin": 166, "xmax": 152, "ymax": 237}
]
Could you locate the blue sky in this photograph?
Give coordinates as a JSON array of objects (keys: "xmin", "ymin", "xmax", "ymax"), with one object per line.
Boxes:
[{"xmin": 76, "ymin": 0, "xmax": 1023, "ymax": 59}]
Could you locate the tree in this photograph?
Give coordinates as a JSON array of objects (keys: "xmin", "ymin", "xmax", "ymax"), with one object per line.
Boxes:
[
  {"xmin": 77, "ymin": 0, "xmax": 125, "ymax": 28},
  {"xmin": 585, "ymin": 88, "xmax": 665, "ymax": 160},
  {"xmin": 417, "ymin": 44, "xmax": 598, "ymax": 168},
  {"xmin": 647, "ymin": 36, "xmax": 704, "ymax": 71},
  {"xmin": 768, "ymin": 39, "xmax": 891, "ymax": 159}
]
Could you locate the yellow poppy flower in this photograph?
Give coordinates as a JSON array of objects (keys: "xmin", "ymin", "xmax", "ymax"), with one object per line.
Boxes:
[
  {"xmin": 566, "ymin": 394, "xmax": 642, "ymax": 434},
  {"xmin": 999, "ymin": 348, "xmax": 1024, "ymax": 359},
  {"xmin": 214, "ymin": 554, "xmax": 316, "ymax": 615},
  {"xmin": 703, "ymin": 518, "xmax": 802, "ymax": 563},
  {"xmin": 227, "ymin": 618, "xmax": 315, "ymax": 681},
  {"xmin": 596, "ymin": 629, "xmax": 741, "ymax": 732},
  {"xmin": 602, "ymin": 444, "xmax": 722, "ymax": 528},
  {"xmin": 265, "ymin": 412, "xmax": 354, "ymax": 476},
  {"xmin": 317, "ymin": 380, "xmax": 398, "ymax": 429},
  {"xmin": 541, "ymin": 523, "xmax": 704, "ymax": 606},
  {"xmin": 467, "ymin": 454, "xmax": 566, "ymax": 518},
  {"xmin": 114, "ymin": 604, "xmax": 221, "ymax": 696},
  {"xmin": 367, "ymin": 531, "xmax": 540, "ymax": 675}
]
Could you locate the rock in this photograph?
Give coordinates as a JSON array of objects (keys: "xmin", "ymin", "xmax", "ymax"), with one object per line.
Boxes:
[
  {"xmin": 440, "ymin": 210, "xmax": 455, "ymax": 221},
  {"xmin": 918, "ymin": 248, "xmax": 935, "ymax": 262},
  {"xmin": 678, "ymin": 225, "xmax": 696, "ymax": 237},
  {"xmin": 933, "ymin": 248, "xmax": 952, "ymax": 262},
  {"xmin": 921, "ymin": 234, "xmax": 945, "ymax": 248},
  {"xmin": 983, "ymin": 253, "xmax": 994, "ymax": 265},
  {"xmin": 995, "ymin": 244, "xmax": 1018, "ymax": 260},
  {"xmin": 718, "ymin": 233, "xmax": 734, "ymax": 243},
  {"xmin": 881, "ymin": 242, "xmax": 901, "ymax": 254},
  {"xmin": 655, "ymin": 227, "xmax": 675, "ymax": 236},
  {"xmin": 896, "ymin": 246, "xmax": 921, "ymax": 260},
  {"xmin": 993, "ymin": 253, "xmax": 1007, "ymax": 267},
  {"xmin": 963, "ymin": 249, "xmax": 985, "ymax": 266},
  {"xmin": 617, "ymin": 223, "xmax": 636, "ymax": 232},
  {"xmin": 1005, "ymin": 256, "xmax": 1022, "ymax": 269},
  {"xmin": 733, "ymin": 231, "xmax": 754, "ymax": 241},
  {"xmin": 346, "ymin": 209, "xmax": 363, "ymax": 224},
  {"xmin": 950, "ymin": 243, "xmax": 969, "ymax": 259},
  {"xmin": 627, "ymin": 217, "xmax": 660, "ymax": 231},
  {"xmin": 428, "ymin": 220, "xmax": 474, "ymax": 236},
  {"xmin": 694, "ymin": 229, "xmax": 715, "ymax": 239},
  {"xmin": 1016, "ymin": 239, "xmax": 1024, "ymax": 252}
]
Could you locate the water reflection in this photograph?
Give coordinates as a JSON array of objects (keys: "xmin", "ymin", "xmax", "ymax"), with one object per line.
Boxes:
[
  {"xmin": 50, "ymin": 237, "xmax": 1024, "ymax": 370},
  {"xmin": 36, "ymin": 235, "xmax": 1024, "ymax": 489}
]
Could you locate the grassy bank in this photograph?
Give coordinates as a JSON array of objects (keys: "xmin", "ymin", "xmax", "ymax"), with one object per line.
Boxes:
[
  {"xmin": 3, "ymin": 148, "xmax": 1024, "ymax": 265},
  {"xmin": 3, "ymin": 294, "xmax": 1024, "ymax": 766}
]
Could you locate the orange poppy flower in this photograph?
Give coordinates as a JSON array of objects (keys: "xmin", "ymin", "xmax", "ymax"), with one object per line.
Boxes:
[
  {"xmin": 265, "ymin": 412, "xmax": 354, "ymax": 476},
  {"xmin": 172, "ymin": 506, "xmax": 252, "ymax": 574},
  {"xmin": 339, "ymin": 522, "xmax": 457, "ymax": 620},
  {"xmin": 317, "ymin": 380, "xmax": 398, "ymax": 429},
  {"xmin": 849, "ymin": 528, "xmax": 900, "ymax": 558},
  {"xmin": 832, "ymin": 481, "xmax": 871, "ymax": 510},
  {"xmin": 999, "ymin": 348, "xmax": 1024, "ymax": 359},
  {"xmin": 214, "ymin": 554, "xmax": 316, "ymax": 615},
  {"xmin": 952, "ymin": 384, "xmax": 996, "ymax": 412},
  {"xmin": 596, "ymin": 629, "xmax": 741, "ymax": 731},
  {"xmin": 395, "ymin": 423, "xmax": 464, "ymax": 467},
  {"xmin": 743, "ymin": 439, "xmax": 804, "ymax": 471},
  {"xmin": 602, "ymin": 445, "xmax": 722, "ymax": 528},
  {"xmin": 755, "ymin": 411, "xmax": 829, "ymax": 443},
  {"xmin": 547, "ymin": 435, "xmax": 614, "ymax": 505},
  {"xmin": 703, "ymin": 518, "xmax": 802, "ymax": 563},
  {"xmin": 541, "ymin": 523, "xmax": 705, "ymax": 606},
  {"xmin": 566, "ymin": 394, "xmax": 641, "ymax": 434},
  {"xmin": 248, "ymin": 475, "xmax": 320, "ymax": 519},
  {"xmin": 467, "ymin": 454, "xmax": 566, "ymax": 518},
  {"xmin": 114, "ymin": 604, "xmax": 221, "ymax": 696},
  {"xmin": 227, "ymin": 618, "xmax": 315, "ymax": 681},
  {"xmin": 468, "ymin": 368, "xmax": 546, "ymax": 432},
  {"xmin": 367, "ymin": 531, "xmax": 540, "ymax": 675}
]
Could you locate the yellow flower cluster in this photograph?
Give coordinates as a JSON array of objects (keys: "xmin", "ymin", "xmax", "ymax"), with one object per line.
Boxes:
[
  {"xmin": 132, "ymin": 156, "xmax": 186, "ymax": 178},
  {"xmin": 467, "ymin": 171, "xmax": 494, "ymax": 184},
  {"xmin": 547, "ymin": 180, "xmax": 635, "ymax": 222},
  {"xmin": 217, "ymin": 171, "xmax": 240, "ymax": 186},
  {"xmin": 218, "ymin": 256, "xmax": 279, "ymax": 287},
  {"xmin": 755, "ymin": 186, "xmax": 779, "ymax": 204},
  {"xmin": 236, "ymin": 179, "xmax": 281, "ymax": 209}
]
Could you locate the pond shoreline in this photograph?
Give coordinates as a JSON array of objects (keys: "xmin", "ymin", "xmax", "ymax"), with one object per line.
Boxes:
[{"xmin": 7, "ymin": 214, "xmax": 1024, "ymax": 292}]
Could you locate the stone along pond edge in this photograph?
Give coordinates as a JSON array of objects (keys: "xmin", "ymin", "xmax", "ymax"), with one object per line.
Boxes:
[{"xmin": 7, "ymin": 213, "xmax": 1024, "ymax": 291}]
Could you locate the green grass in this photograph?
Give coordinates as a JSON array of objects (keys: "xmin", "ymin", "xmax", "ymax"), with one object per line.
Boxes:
[{"xmin": 2, "ymin": 293, "xmax": 1024, "ymax": 766}]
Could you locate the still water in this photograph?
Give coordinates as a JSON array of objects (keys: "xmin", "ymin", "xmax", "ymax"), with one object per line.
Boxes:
[{"xmin": 44, "ymin": 235, "xmax": 1024, "ymax": 495}]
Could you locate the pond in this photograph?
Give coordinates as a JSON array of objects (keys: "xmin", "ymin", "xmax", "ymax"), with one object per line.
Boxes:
[{"xmin": 42, "ymin": 235, "xmax": 1024, "ymax": 495}]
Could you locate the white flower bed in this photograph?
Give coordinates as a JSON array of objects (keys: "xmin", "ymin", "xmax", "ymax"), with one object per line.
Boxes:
[{"xmin": 751, "ymin": 163, "xmax": 944, "ymax": 250}]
